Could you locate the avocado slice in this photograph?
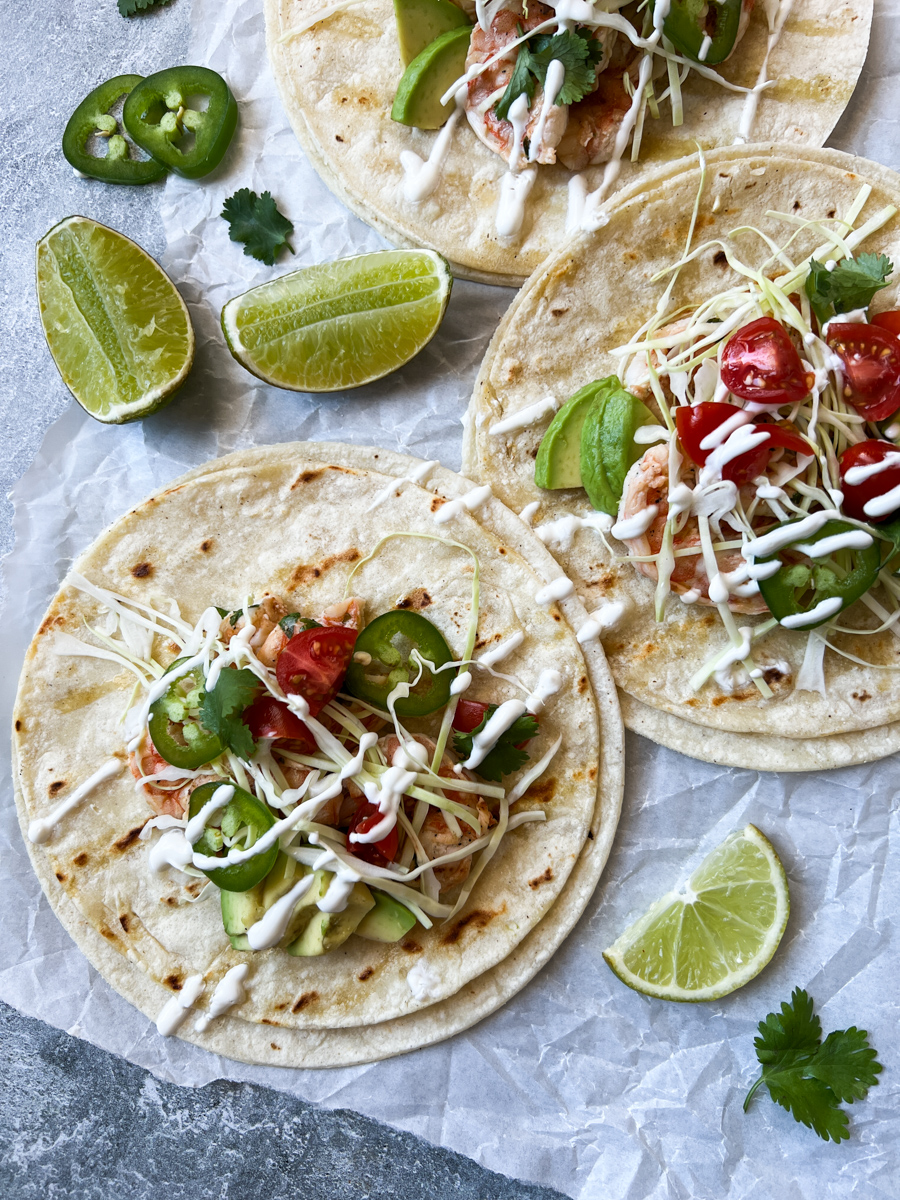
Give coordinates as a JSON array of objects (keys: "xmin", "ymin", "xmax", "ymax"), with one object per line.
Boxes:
[
  {"xmin": 535, "ymin": 381, "xmax": 609, "ymax": 490},
  {"xmin": 391, "ymin": 25, "xmax": 471, "ymax": 130},
  {"xmin": 580, "ymin": 377, "xmax": 656, "ymax": 516},
  {"xmin": 285, "ymin": 882, "xmax": 375, "ymax": 957},
  {"xmin": 355, "ymin": 891, "xmax": 417, "ymax": 942},
  {"xmin": 220, "ymin": 853, "xmax": 314, "ymax": 951},
  {"xmin": 394, "ymin": 0, "xmax": 471, "ymax": 67}
]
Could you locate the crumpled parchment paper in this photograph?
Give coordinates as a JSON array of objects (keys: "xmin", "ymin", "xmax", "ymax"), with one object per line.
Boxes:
[{"xmin": 1, "ymin": 0, "xmax": 898, "ymax": 1195}]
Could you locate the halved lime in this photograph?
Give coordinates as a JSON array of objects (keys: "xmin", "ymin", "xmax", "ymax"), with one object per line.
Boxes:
[
  {"xmin": 36, "ymin": 216, "xmax": 194, "ymax": 424},
  {"xmin": 603, "ymin": 824, "xmax": 789, "ymax": 1002},
  {"xmin": 221, "ymin": 249, "xmax": 452, "ymax": 392}
]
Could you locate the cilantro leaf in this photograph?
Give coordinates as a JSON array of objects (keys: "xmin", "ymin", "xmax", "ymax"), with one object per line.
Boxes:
[
  {"xmin": 808, "ymin": 1027, "xmax": 883, "ymax": 1103},
  {"xmin": 452, "ymin": 705, "xmax": 539, "ymax": 782},
  {"xmin": 804, "ymin": 253, "xmax": 893, "ymax": 326},
  {"xmin": 279, "ymin": 613, "xmax": 322, "ymax": 638},
  {"xmin": 221, "ymin": 189, "xmax": 294, "ymax": 266},
  {"xmin": 199, "ymin": 667, "xmax": 260, "ymax": 759},
  {"xmin": 118, "ymin": 0, "xmax": 173, "ymax": 15},
  {"xmin": 744, "ymin": 988, "xmax": 882, "ymax": 1144},
  {"xmin": 495, "ymin": 28, "xmax": 602, "ymax": 123}
]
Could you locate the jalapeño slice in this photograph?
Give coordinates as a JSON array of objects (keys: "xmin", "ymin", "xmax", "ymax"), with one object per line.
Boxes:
[
  {"xmin": 344, "ymin": 610, "xmax": 455, "ymax": 716},
  {"xmin": 62, "ymin": 75, "xmax": 168, "ymax": 185},
  {"xmin": 148, "ymin": 659, "xmax": 223, "ymax": 769},
  {"xmin": 757, "ymin": 519, "xmax": 881, "ymax": 629},
  {"xmin": 122, "ymin": 66, "xmax": 238, "ymax": 179},
  {"xmin": 652, "ymin": 0, "xmax": 743, "ymax": 65},
  {"xmin": 188, "ymin": 782, "xmax": 278, "ymax": 892}
]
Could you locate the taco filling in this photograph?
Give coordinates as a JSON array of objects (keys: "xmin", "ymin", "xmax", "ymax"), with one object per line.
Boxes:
[
  {"xmin": 34, "ymin": 546, "xmax": 561, "ymax": 965},
  {"xmin": 393, "ymin": 0, "xmax": 774, "ymax": 232},
  {"xmin": 534, "ymin": 177, "xmax": 900, "ymax": 698}
]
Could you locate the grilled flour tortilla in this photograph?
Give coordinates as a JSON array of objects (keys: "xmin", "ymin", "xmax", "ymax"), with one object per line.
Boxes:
[
  {"xmin": 464, "ymin": 146, "xmax": 900, "ymax": 771},
  {"xmin": 13, "ymin": 443, "xmax": 623, "ymax": 1064},
  {"xmin": 265, "ymin": 0, "xmax": 870, "ymax": 286}
]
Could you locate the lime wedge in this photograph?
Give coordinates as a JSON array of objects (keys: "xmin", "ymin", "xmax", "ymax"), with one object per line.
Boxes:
[
  {"xmin": 603, "ymin": 824, "xmax": 789, "ymax": 1002},
  {"xmin": 221, "ymin": 249, "xmax": 452, "ymax": 392},
  {"xmin": 36, "ymin": 216, "xmax": 194, "ymax": 423}
]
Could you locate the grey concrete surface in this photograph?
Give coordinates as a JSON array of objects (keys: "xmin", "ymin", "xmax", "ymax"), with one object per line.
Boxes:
[{"xmin": 0, "ymin": 2, "xmax": 567, "ymax": 1196}]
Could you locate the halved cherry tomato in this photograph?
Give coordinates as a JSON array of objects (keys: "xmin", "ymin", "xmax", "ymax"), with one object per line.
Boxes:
[
  {"xmin": 275, "ymin": 625, "xmax": 357, "ymax": 717},
  {"xmin": 720, "ymin": 317, "xmax": 813, "ymax": 406},
  {"xmin": 451, "ymin": 699, "xmax": 490, "ymax": 734},
  {"xmin": 450, "ymin": 698, "xmax": 536, "ymax": 750},
  {"xmin": 675, "ymin": 403, "xmax": 809, "ymax": 486},
  {"xmin": 242, "ymin": 694, "xmax": 316, "ymax": 750},
  {"xmin": 871, "ymin": 310, "xmax": 900, "ymax": 339},
  {"xmin": 346, "ymin": 801, "xmax": 399, "ymax": 868},
  {"xmin": 839, "ymin": 439, "xmax": 900, "ymax": 523},
  {"xmin": 826, "ymin": 323, "xmax": 900, "ymax": 422}
]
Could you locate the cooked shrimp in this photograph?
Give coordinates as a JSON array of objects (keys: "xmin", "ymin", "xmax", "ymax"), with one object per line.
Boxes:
[
  {"xmin": 555, "ymin": 35, "xmax": 642, "ymax": 170},
  {"xmin": 219, "ymin": 596, "xmax": 288, "ymax": 652},
  {"xmin": 465, "ymin": 2, "xmax": 569, "ymax": 166},
  {"xmin": 321, "ymin": 597, "xmax": 362, "ymax": 629},
  {"xmin": 128, "ymin": 737, "xmax": 217, "ymax": 817},
  {"xmin": 617, "ymin": 443, "xmax": 770, "ymax": 615},
  {"xmin": 379, "ymin": 734, "xmax": 493, "ymax": 893}
]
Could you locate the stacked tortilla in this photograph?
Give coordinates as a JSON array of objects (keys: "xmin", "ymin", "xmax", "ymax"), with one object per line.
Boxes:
[
  {"xmin": 464, "ymin": 147, "xmax": 900, "ymax": 771},
  {"xmin": 13, "ymin": 443, "xmax": 623, "ymax": 1065}
]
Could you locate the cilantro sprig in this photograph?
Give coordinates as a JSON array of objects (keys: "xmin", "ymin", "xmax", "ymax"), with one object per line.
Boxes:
[
  {"xmin": 496, "ymin": 28, "xmax": 603, "ymax": 122},
  {"xmin": 452, "ymin": 706, "xmax": 539, "ymax": 782},
  {"xmin": 744, "ymin": 988, "xmax": 882, "ymax": 1143},
  {"xmin": 221, "ymin": 189, "xmax": 294, "ymax": 266},
  {"xmin": 118, "ymin": 0, "xmax": 173, "ymax": 15},
  {"xmin": 804, "ymin": 253, "xmax": 893, "ymax": 326},
  {"xmin": 199, "ymin": 668, "xmax": 261, "ymax": 760}
]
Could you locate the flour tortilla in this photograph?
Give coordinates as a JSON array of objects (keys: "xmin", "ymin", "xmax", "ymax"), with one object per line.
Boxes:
[
  {"xmin": 265, "ymin": 0, "xmax": 871, "ymax": 286},
  {"xmin": 13, "ymin": 443, "xmax": 623, "ymax": 1060},
  {"xmin": 464, "ymin": 146, "xmax": 900, "ymax": 765}
]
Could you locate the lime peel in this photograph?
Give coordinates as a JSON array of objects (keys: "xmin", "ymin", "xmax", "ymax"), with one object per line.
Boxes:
[{"xmin": 603, "ymin": 824, "xmax": 789, "ymax": 1003}]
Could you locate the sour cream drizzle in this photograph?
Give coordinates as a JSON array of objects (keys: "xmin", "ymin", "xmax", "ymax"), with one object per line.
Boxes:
[
  {"xmin": 246, "ymin": 875, "xmax": 315, "ymax": 950},
  {"xmin": 184, "ymin": 785, "xmax": 234, "ymax": 846},
  {"xmin": 401, "ymin": 92, "xmax": 467, "ymax": 202},
  {"xmin": 433, "ymin": 484, "xmax": 493, "ymax": 524},
  {"xmin": 490, "ymin": 395, "xmax": 560, "ymax": 435},
  {"xmin": 366, "ymin": 460, "xmax": 439, "ymax": 510},
  {"xmin": 194, "ymin": 964, "xmax": 250, "ymax": 1032},
  {"xmin": 534, "ymin": 576, "xmax": 575, "ymax": 604},
  {"xmin": 478, "ymin": 631, "xmax": 524, "ymax": 666},
  {"xmin": 156, "ymin": 973, "xmax": 205, "ymax": 1038},
  {"xmin": 28, "ymin": 759, "xmax": 124, "ymax": 844}
]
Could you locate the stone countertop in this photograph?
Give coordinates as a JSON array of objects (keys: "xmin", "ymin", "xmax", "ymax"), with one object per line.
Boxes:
[{"xmin": 0, "ymin": 1, "xmax": 565, "ymax": 1195}]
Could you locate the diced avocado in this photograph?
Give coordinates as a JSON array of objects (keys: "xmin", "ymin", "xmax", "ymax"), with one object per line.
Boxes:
[
  {"xmin": 285, "ymin": 882, "xmax": 375, "ymax": 957},
  {"xmin": 391, "ymin": 26, "xmax": 471, "ymax": 130},
  {"xmin": 393, "ymin": 0, "xmax": 471, "ymax": 67},
  {"xmin": 580, "ymin": 377, "xmax": 655, "ymax": 516},
  {"xmin": 355, "ymin": 891, "xmax": 417, "ymax": 943},
  {"xmin": 535, "ymin": 382, "xmax": 607, "ymax": 490}
]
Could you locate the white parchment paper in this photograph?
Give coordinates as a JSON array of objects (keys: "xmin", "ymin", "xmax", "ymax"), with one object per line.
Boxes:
[{"xmin": 2, "ymin": 0, "xmax": 899, "ymax": 1195}]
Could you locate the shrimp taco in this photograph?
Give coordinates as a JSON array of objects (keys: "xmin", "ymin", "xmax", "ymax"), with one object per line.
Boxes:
[
  {"xmin": 13, "ymin": 442, "xmax": 623, "ymax": 1066},
  {"xmin": 464, "ymin": 146, "xmax": 900, "ymax": 771},
  {"xmin": 265, "ymin": 0, "xmax": 871, "ymax": 285}
]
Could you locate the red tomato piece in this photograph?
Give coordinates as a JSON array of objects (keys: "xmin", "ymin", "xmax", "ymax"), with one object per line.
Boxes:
[
  {"xmin": 675, "ymin": 403, "xmax": 809, "ymax": 486},
  {"xmin": 871, "ymin": 310, "xmax": 900, "ymax": 339},
  {"xmin": 839, "ymin": 439, "xmax": 900, "ymax": 523},
  {"xmin": 346, "ymin": 801, "xmax": 399, "ymax": 868},
  {"xmin": 275, "ymin": 625, "xmax": 357, "ymax": 717},
  {"xmin": 242, "ymin": 695, "xmax": 316, "ymax": 751},
  {"xmin": 721, "ymin": 317, "xmax": 813, "ymax": 406},
  {"xmin": 827, "ymin": 323, "xmax": 900, "ymax": 422},
  {"xmin": 451, "ymin": 699, "xmax": 490, "ymax": 734}
]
